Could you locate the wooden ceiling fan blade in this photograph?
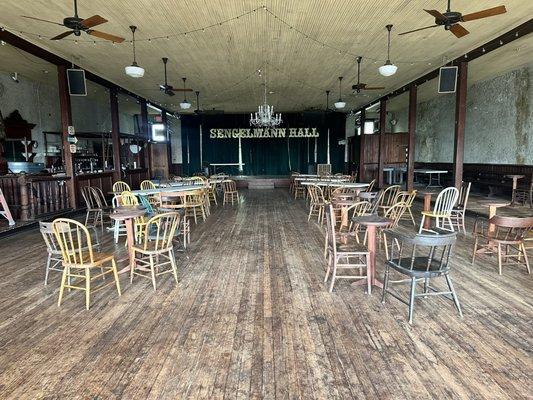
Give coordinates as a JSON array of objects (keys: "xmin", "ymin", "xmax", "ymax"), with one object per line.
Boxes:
[
  {"xmin": 449, "ymin": 24, "xmax": 469, "ymax": 38},
  {"xmin": 81, "ymin": 15, "xmax": 108, "ymax": 28},
  {"xmin": 51, "ymin": 31, "xmax": 74, "ymax": 40},
  {"xmin": 461, "ymin": 5, "xmax": 507, "ymax": 22},
  {"xmin": 398, "ymin": 25, "xmax": 439, "ymax": 35},
  {"xmin": 424, "ymin": 9, "xmax": 447, "ymax": 22},
  {"xmin": 170, "ymin": 88, "xmax": 194, "ymax": 92},
  {"xmin": 87, "ymin": 30, "xmax": 125, "ymax": 43},
  {"xmin": 21, "ymin": 15, "xmax": 64, "ymax": 26}
]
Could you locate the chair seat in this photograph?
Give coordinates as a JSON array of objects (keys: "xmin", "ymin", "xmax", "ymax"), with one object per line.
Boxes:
[
  {"xmin": 387, "ymin": 257, "xmax": 449, "ymax": 277},
  {"xmin": 422, "ymin": 211, "xmax": 450, "ymax": 218},
  {"xmin": 336, "ymin": 242, "xmax": 369, "ymax": 254},
  {"xmin": 474, "ymin": 231, "xmax": 523, "ymax": 245},
  {"xmin": 63, "ymin": 251, "xmax": 114, "ymax": 268}
]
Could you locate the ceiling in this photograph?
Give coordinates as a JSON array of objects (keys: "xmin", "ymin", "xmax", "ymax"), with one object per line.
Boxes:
[{"xmin": 0, "ymin": 0, "xmax": 532, "ymax": 114}]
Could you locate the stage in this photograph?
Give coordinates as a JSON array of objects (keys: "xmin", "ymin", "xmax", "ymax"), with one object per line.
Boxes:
[{"xmin": 231, "ymin": 175, "xmax": 290, "ymax": 189}]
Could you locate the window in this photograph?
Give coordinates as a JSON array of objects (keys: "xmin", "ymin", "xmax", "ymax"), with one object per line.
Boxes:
[{"xmin": 151, "ymin": 123, "xmax": 166, "ymax": 142}]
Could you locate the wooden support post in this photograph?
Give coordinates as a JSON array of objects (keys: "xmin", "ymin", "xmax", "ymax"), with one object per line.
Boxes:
[
  {"xmin": 358, "ymin": 109, "xmax": 366, "ymax": 182},
  {"xmin": 140, "ymin": 100, "xmax": 151, "ymax": 177},
  {"xmin": 110, "ymin": 89, "xmax": 122, "ymax": 182},
  {"xmin": 162, "ymin": 111, "xmax": 171, "ymax": 175},
  {"xmin": 57, "ymin": 65, "xmax": 77, "ymax": 208},
  {"xmin": 377, "ymin": 99, "xmax": 386, "ymax": 188},
  {"xmin": 453, "ymin": 61, "xmax": 468, "ymax": 189},
  {"xmin": 407, "ymin": 85, "xmax": 417, "ymax": 191}
]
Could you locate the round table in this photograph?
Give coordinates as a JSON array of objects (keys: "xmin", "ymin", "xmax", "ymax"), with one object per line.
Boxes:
[
  {"xmin": 351, "ymin": 214, "xmax": 392, "ymax": 292},
  {"xmin": 480, "ymin": 200, "xmax": 509, "ymax": 234},
  {"xmin": 110, "ymin": 206, "xmax": 146, "ymax": 274},
  {"xmin": 332, "ymin": 199, "xmax": 358, "ymax": 228},
  {"xmin": 505, "ymin": 175, "xmax": 525, "ymax": 205}
]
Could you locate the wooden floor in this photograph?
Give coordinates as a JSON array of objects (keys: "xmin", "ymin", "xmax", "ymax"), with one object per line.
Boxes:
[{"xmin": 0, "ymin": 189, "xmax": 531, "ymax": 399}]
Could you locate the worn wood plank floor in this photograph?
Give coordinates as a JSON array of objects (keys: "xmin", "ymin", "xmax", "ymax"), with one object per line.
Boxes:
[{"xmin": 0, "ymin": 189, "xmax": 531, "ymax": 400}]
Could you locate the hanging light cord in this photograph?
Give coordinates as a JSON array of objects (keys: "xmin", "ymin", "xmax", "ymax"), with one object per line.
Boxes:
[
  {"xmin": 386, "ymin": 25, "xmax": 393, "ymax": 62},
  {"xmin": 132, "ymin": 28, "xmax": 137, "ymax": 64}
]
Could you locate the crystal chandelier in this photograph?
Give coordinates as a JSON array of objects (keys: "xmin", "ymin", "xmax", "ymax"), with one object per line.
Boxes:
[{"xmin": 250, "ymin": 71, "xmax": 282, "ymax": 128}]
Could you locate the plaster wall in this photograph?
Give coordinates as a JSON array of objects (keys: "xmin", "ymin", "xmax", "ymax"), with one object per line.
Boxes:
[{"xmin": 413, "ymin": 63, "xmax": 533, "ymax": 165}]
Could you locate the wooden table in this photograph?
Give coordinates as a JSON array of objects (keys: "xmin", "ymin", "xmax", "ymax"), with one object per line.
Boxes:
[
  {"xmin": 421, "ymin": 190, "xmax": 438, "ymax": 229},
  {"xmin": 480, "ymin": 200, "xmax": 509, "ymax": 234},
  {"xmin": 109, "ymin": 206, "xmax": 146, "ymax": 274},
  {"xmin": 351, "ymin": 214, "xmax": 392, "ymax": 292},
  {"xmin": 415, "ymin": 169, "xmax": 448, "ymax": 188},
  {"xmin": 333, "ymin": 199, "xmax": 358, "ymax": 228}
]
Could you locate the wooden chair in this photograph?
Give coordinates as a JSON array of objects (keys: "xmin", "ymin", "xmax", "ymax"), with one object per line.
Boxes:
[
  {"xmin": 324, "ymin": 203, "xmax": 371, "ymax": 293},
  {"xmin": 381, "ymin": 229, "xmax": 462, "ymax": 324},
  {"xmin": 450, "ymin": 182, "xmax": 471, "ymax": 234},
  {"xmin": 140, "ymin": 180, "xmax": 156, "ymax": 190},
  {"xmin": 512, "ymin": 177, "xmax": 532, "ymax": 208},
  {"xmin": 113, "ymin": 181, "xmax": 130, "ymax": 194},
  {"xmin": 81, "ymin": 186, "xmax": 104, "ymax": 230},
  {"xmin": 111, "ymin": 194, "xmax": 127, "ymax": 243},
  {"xmin": 419, "ymin": 187, "xmax": 459, "ymax": 233},
  {"xmin": 157, "ymin": 192, "xmax": 190, "ymax": 249},
  {"xmin": 52, "ymin": 218, "xmax": 121, "ymax": 310},
  {"xmin": 222, "ymin": 180, "xmax": 239, "ymax": 205},
  {"xmin": 207, "ymin": 180, "xmax": 218, "ymax": 205},
  {"xmin": 365, "ymin": 179, "xmax": 376, "ymax": 192},
  {"xmin": 40, "ymin": 221, "xmax": 101, "ymax": 285},
  {"xmin": 340, "ymin": 201, "xmax": 373, "ymax": 243},
  {"xmin": 376, "ymin": 185, "xmax": 401, "ymax": 215},
  {"xmin": 293, "ymin": 179, "xmax": 306, "ymax": 199},
  {"xmin": 120, "ymin": 191, "xmax": 148, "ymax": 242},
  {"xmin": 307, "ymin": 184, "xmax": 327, "ymax": 225},
  {"xmin": 472, "ymin": 215, "xmax": 533, "ymax": 275},
  {"xmin": 396, "ymin": 190, "xmax": 417, "ymax": 226},
  {"xmin": 185, "ymin": 189, "xmax": 207, "ymax": 224},
  {"xmin": 131, "ymin": 212, "xmax": 180, "ymax": 290}
]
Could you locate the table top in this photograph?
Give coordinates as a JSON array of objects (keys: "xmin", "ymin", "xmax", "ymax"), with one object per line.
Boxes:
[
  {"xmin": 301, "ymin": 181, "xmax": 368, "ymax": 188},
  {"xmin": 505, "ymin": 174, "xmax": 525, "ymax": 179},
  {"xmin": 110, "ymin": 206, "xmax": 146, "ymax": 220},
  {"xmin": 131, "ymin": 185, "xmax": 201, "ymax": 196},
  {"xmin": 479, "ymin": 200, "xmax": 510, "ymax": 208},
  {"xmin": 351, "ymin": 214, "xmax": 392, "ymax": 227},
  {"xmin": 414, "ymin": 169, "xmax": 448, "ymax": 174},
  {"xmin": 294, "ymin": 177, "xmax": 349, "ymax": 182}
]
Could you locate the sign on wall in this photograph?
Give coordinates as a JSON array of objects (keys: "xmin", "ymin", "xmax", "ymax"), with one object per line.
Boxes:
[{"xmin": 209, "ymin": 127, "xmax": 319, "ymax": 139}]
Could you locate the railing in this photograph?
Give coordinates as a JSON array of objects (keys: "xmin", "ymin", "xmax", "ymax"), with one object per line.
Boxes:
[{"xmin": 0, "ymin": 174, "xmax": 72, "ymax": 221}]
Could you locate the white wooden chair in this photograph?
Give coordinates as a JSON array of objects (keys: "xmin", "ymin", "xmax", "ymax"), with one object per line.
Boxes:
[{"xmin": 419, "ymin": 187, "xmax": 459, "ymax": 233}]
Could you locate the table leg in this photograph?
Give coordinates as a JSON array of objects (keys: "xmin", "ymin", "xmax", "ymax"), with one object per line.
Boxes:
[
  {"xmin": 118, "ymin": 218, "xmax": 135, "ymax": 274},
  {"xmin": 511, "ymin": 178, "xmax": 518, "ymax": 206},
  {"xmin": 353, "ymin": 225, "xmax": 383, "ymax": 290},
  {"xmin": 487, "ymin": 206, "xmax": 497, "ymax": 235},
  {"xmin": 423, "ymin": 193, "xmax": 432, "ymax": 229},
  {"xmin": 341, "ymin": 206, "xmax": 348, "ymax": 228}
]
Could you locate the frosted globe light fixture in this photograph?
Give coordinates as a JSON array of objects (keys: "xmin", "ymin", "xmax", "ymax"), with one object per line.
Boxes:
[
  {"xmin": 378, "ymin": 24, "xmax": 398, "ymax": 77},
  {"xmin": 125, "ymin": 26, "xmax": 145, "ymax": 78},
  {"xmin": 179, "ymin": 77, "xmax": 192, "ymax": 109},
  {"xmin": 334, "ymin": 76, "xmax": 346, "ymax": 109}
]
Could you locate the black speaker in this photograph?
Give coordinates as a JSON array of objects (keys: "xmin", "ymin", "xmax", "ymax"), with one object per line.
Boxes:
[
  {"xmin": 67, "ymin": 69, "xmax": 87, "ymax": 96},
  {"xmin": 438, "ymin": 66, "xmax": 458, "ymax": 94}
]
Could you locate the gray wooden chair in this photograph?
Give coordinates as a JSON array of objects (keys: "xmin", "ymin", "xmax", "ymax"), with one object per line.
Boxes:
[{"xmin": 381, "ymin": 229, "xmax": 462, "ymax": 324}]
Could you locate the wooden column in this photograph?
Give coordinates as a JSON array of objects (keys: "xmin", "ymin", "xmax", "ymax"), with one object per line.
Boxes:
[
  {"xmin": 406, "ymin": 85, "xmax": 417, "ymax": 191},
  {"xmin": 358, "ymin": 109, "xmax": 366, "ymax": 181},
  {"xmin": 57, "ymin": 65, "xmax": 76, "ymax": 208},
  {"xmin": 110, "ymin": 89, "xmax": 121, "ymax": 182},
  {"xmin": 453, "ymin": 61, "xmax": 468, "ymax": 189},
  {"xmin": 377, "ymin": 99, "xmax": 386, "ymax": 187},
  {"xmin": 140, "ymin": 100, "xmax": 151, "ymax": 177},
  {"xmin": 162, "ymin": 111, "xmax": 172, "ymax": 175}
]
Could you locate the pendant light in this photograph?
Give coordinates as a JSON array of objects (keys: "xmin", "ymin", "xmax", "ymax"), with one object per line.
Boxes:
[
  {"xmin": 179, "ymin": 77, "xmax": 191, "ymax": 109},
  {"xmin": 334, "ymin": 77, "xmax": 346, "ymax": 109},
  {"xmin": 378, "ymin": 24, "xmax": 398, "ymax": 77},
  {"xmin": 124, "ymin": 26, "xmax": 145, "ymax": 78}
]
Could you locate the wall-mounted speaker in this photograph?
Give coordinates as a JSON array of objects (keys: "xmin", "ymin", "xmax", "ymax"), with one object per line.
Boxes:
[
  {"xmin": 438, "ymin": 66, "xmax": 458, "ymax": 94},
  {"xmin": 67, "ymin": 69, "xmax": 87, "ymax": 96}
]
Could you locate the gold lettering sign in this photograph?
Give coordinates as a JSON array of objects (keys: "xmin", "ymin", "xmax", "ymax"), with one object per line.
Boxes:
[{"xmin": 209, "ymin": 128, "xmax": 319, "ymax": 139}]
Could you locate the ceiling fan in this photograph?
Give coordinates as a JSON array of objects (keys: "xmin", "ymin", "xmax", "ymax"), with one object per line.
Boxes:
[
  {"xmin": 399, "ymin": 0, "xmax": 506, "ymax": 38},
  {"xmin": 352, "ymin": 57, "xmax": 385, "ymax": 93},
  {"xmin": 22, "ymin": 0, "xmax": 125, "ymax": 42},
  {"xmin": 159, "ymin": 58, "xmax": 192, "ymax": 97}
]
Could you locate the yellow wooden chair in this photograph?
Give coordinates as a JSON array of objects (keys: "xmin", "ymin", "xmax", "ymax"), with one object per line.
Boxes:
[
  {"xmin": 131, "ymin": 212, "xmax": 180, "ymax": 290},
  {"xmin": 121, "ymin": 191, "xmax": 148, "ymax": 242},
  {"xmin": 52, "ymin": 218, "xmax": 121, "ymax": 310},
  {"xmin": 140, "ymin": 180, "xmax": 158, "ymax": 206},
  {"xmin": 113, "ymin": 181, "xmax": 130, "ymax": 194}
]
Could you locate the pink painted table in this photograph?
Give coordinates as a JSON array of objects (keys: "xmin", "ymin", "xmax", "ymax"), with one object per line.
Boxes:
[{"xmin": 109, "ymin": 206, "xmax": 146, "ymax": 274}]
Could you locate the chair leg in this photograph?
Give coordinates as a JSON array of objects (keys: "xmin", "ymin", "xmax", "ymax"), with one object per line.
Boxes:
[
  {"xmin": 85, "ymin": 268, "xmax": 91, "ymax": 311},
  {"xmin": 328, "ymin": 257, "xmax": 337, "ymax": 293},
  {"xmin": 521, "ymin": 243, "xmax": 531, "ymax": 274},
  {"xmin": 381, "ymin": 265, "xmax": 390, "ymax": 303},
  {"xmin": 497, "ymin": 243, "xmax": 503, "ymax": 275},
  {"xmin": 308, "ymin": 204, "xmax": 314, "ymax": 221},
  {"xmin": 445, "ymin": 275, "xmax": 462, "ymax": 318},
  {"xmin": 149, "ymin": 255, "xmax": 157, "ymax": 291},
  {"xmin": 408, "ymin": 207, "xmax": 416, "ymax": 226},
  {"xmin": 324, "ymin": 252, "xmax": 332, "ymax": 282},
  {"xmin": 58, "ymin": 268, "xmax": 68, "ymax": 307},
  {"xmin": 44, "ymin": 254, "xmax": 52, "ymax": 285},
  {"xmin": 170, "ymin": 250, "xmax": 179, "ymax": 283},
  {"xmin": 471, "ymin": 236, "xmax": 478, "ymax": 264},
  {"xmin": 366, "ymin": 253, "xmax": 371, "ymax": 295},
  {"xmin": 418, "ymin": 215, "xmax": 425, "ymax": 233},
  {"xmin": 408, "ymin": 277, "xmax": 416, "ymax": 324},
  {"xmin": 112, "ymin": 259, "xmax": 121, "ymax": 296}
]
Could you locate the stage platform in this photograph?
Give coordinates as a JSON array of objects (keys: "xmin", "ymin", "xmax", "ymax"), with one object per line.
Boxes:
[{"xmin": 231, "ymin": 175, "xmax": 290, "ymax": 189}]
